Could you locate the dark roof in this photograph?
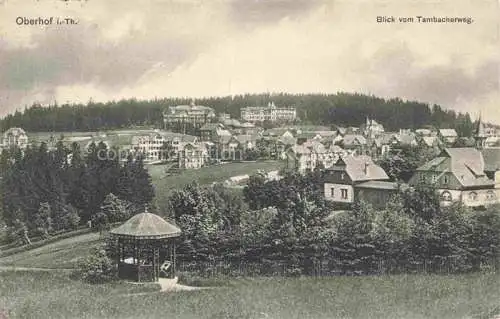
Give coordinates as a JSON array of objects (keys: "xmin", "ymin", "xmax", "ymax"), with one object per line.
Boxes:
[
  {"xmin": 110, "ymin": 212, "xmax": 181, "ymax": 239},
  {"xmin": 330, "ymin": 155, "xmax": 389, "ymax": 182},
  {"xmin": 343, "ymin": 134, "xmax": 367, "ymax": 146},
  {"xmin": 416, "ymin": 148, "xmax": 493, "ymax": 188},
  {"xmin": 481, "ymin": 148, "xmax": 500, "ymax": 172},
  {"xmin": 297, "ymin": 132, "xmax": 318, "ymax": 139}
]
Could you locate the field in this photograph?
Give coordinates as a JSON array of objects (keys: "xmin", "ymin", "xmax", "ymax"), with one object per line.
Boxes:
[
  {"xmin": 150, "ymin": 160, "xmax": 284, "ymax": 210},
  {"xmin": 1, "ymin": 269, "xmax": 500, "ymax": 319},
  {"xmin": 1, "ymin": 233, "xmax": 500, "ymax": 318},
  {"xmin": 0, "ymin": 233, "xmax": 101, "ymax": 269},
  {"xmin": 28, "ymin": 130, "xmax": 147, "ymax": 148}
]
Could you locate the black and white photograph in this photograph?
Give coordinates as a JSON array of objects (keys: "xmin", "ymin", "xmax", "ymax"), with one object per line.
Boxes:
[{"xmin": 0, "ymin": 0, "xmax": 499, "ymax": 318}]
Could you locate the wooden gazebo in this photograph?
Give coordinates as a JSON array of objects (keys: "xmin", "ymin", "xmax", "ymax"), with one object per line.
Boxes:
[{"xmin": 110, "ymin": 210, "xmax": 181, "ymax": 282}]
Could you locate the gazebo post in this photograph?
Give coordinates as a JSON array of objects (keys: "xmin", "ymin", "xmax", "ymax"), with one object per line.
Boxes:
[
  {"xmin": 116, "ymin": 238, "xmax": 120, "ymax": 266},
  {"xmin": 154, "ymin": 244, "xmax": 159, "ymax": 281},
  {"xmin": 169, "ymin": 241, "xmax": 173, "ymax": 278},
  {"xmin": 156, "ymin": 243, "xmax": 160, "ymax": 281},
  {"xmin": 135, "ymin": 239, "xmax": 139, "ymax": 282},
  {"xmin": 172, "ymin": 240, "xmax": 176, "ymax": 278}
]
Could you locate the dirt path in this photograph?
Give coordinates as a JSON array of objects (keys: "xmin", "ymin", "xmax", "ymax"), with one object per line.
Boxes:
[{"xmin": 0, "ymin": 266, "xmax": 74, "ymax": 272}]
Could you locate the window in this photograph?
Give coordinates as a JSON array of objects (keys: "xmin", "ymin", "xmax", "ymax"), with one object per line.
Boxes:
[
  {"xmin": 341, "ymin": 189, "xmax": 348, "ymax": 199},
  {"xmin": 340, "ymin": 172, "xmax": 345, "ymax": 180},
  {"xmin": 431, "ymin": 174, "xmax": 438, "ymax": 183},
  {"xmin": 419, "ymin": 173, "xmax": 426, "ymax": 183},
  {"xmin": 487, "ymin": 190, "xmax": 496, "ymax": 200},
  {"xmin": 468, "ymin": 192, "xmax": 478, "ymax": 201},
  {"xmin": 443, "ymin": 175, "xmax": 449, "ymax": 184},
  {"xmin": 441, "ymin": 191, "xmax": 452, "ymax": 201}
]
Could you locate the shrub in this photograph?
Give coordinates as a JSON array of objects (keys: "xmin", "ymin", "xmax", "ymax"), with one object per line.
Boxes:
[
  {"xmin": 61, "ymin": 205, "xmax": 81, "ymax": 230},
  {"xmin": 77, "ymin": 245, "xmax": 117, "ymax": 284}
]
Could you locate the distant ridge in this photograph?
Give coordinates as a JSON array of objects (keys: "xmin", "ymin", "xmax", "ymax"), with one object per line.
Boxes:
[{"xmin": 0, "ymin": 92, "xmax": 476, "ymax": 135}]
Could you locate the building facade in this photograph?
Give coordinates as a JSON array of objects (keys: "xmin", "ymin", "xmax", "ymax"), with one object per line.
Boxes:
[
  {"xmin": 131, "ymin": 131, "xmax": 198, "ymax": 162},
  {"xmin": 323, "ymin": 155, "xmax": 390, "ymax": 205},
  {"xmin": 163, "ymin": 101, "xmax": 216, "ymax": 134},
  {"xmin": 362, "ymin": 117, "xmax": 385, "ymax": 138},
  {"xmin": 409, "ymin": 148, "xmax": 498, "ymax": 207},
  {"xmin": 2, "ymin": 127, "xmax": 28, "ymax": 149},
  {"xmin": 177, "ymin": 142, "xmax": 208, "ymax": 169},
  {"xmin": 240, "ymin": 102, "xmax": 296, "ymax": 123}
]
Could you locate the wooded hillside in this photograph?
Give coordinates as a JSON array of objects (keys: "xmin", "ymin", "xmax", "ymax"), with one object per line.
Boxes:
[{"xmin": 0, "ymin": 92, "xmax": 475, "ymax": 135}]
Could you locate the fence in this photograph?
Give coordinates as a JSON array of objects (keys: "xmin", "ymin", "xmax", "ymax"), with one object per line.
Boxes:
[{"xmin": 176, "ymin": 257, "xmax": 500, "ymax": 278}]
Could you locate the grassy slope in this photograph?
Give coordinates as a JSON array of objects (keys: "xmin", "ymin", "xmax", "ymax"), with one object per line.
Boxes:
[
  {"xmin": 0, "ymin": 233, "xmax": 101, "ymax": 269},
  {"xmin": 151, "ymin": 161, "xmax": 284, "ymax": 210},
  {"xmin": 1, "ymin": 271, "xmax": 500, "ymax": 319}
]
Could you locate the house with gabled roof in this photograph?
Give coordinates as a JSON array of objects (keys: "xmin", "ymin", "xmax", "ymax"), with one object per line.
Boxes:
[
  {"xmin": 362, "ymin": 117, "xmax": 385, "ymax": 138},
  {"xmin": 481, "ymin": 148, "xmax": 500, "ymax": 189},
  {"xmin": 2, "ymin": 127, "xmax": 28, "ymax": 150},
  {"xmin": 484, "ymin": 136, "xmax": 500, "ymax": 148},
  {"xmin": 297, "ymin": 132, "xmax": 322, "ymax": 144},
  {"xmin": 285, "ymin": 145, "xmax": 317, "ymax": 174},
  {"xmin": 200, "ymin": 123, "xmax": 225, "ymax": 141},
  {"xmin": 178, "ymin": 142, "xmax": 209, "ymax": 169},
  {"xmin": 418, "ymin": 135, "xmax": 440, "ymax": 148},
  {"xmin": 341, "ymin": 134, "xmax": 367, "ymax": 155},
  {"xmin": 409, "ymin": 148, "xmax": 498, "ymax": 207},
  {"xmin": 438, "ymin": 129, "xmax": 458, "ymax": 146},
  {"xmin": 323, "ymin": 155, "xmax": 390, "ymax": 206},
  {"xmin": 369, "ymin": 133, "xmax": 395, "ymax": 158},
  {"xmin": 302, "ymin": 140, "xmax": 328, "ymax": 166},
  {"xmin": 234, "ymin": 134, "xmax": 258, "ymax": 150},
  {"xmin": 415, "ymin": 128, "xmax": 434, "ymax": 137}
]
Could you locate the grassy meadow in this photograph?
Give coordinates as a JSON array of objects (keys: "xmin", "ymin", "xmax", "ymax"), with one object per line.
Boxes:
[
  {"xmin": 1, "ymin": 229, "xmax": 500, "ymax": 318},
  {"xmin": 1, "ymin": 270, "xmax": 500, "ymax": 319},
  {"xmin": 0, "ymin": 233, "xmax": 101, "ymax": 269},
  {"xmin": 150, "ymin": 160, "xmax": 284, "ymax": 210}
]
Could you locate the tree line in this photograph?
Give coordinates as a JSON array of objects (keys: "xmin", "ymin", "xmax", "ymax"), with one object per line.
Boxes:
[
  {"xmin": 0, "ymin": 141, "xmax": 154, "ymax": 244},
  {"xmin": 1, "ymin": 93, "xmax": 477, "ymax": 135}
]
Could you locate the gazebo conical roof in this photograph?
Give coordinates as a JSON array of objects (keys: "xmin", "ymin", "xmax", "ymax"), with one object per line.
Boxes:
[{"xmin": 110, "ymin": 212, "xmax": 181, "ymax": 240}]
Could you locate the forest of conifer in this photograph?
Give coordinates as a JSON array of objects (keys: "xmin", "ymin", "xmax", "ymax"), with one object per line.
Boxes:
[{"xmin": 0, "ymin": 92, "xmax": 477, "ymax": 136}]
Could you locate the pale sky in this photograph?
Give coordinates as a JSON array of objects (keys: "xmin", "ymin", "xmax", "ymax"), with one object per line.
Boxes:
[{"xmin": 0, "ymin": 0, "xmax": 499, "ymax": 123}]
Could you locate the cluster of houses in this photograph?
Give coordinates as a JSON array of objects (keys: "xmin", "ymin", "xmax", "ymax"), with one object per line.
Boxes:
[{"xmin": 4, "ymin": 102, "xmax": 500, "ymax": 209}]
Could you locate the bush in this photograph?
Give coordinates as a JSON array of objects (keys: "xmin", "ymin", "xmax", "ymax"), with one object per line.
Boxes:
[
  {"xmin": 76, "ymin": 245, "xmax": 117, "ymax": 284},
  {"xmin": 61, "ymin": 206, "xmax": 81, "ymax": 230}
]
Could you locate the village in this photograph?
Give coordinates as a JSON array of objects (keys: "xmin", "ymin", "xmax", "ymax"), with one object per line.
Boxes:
[{"xmin": 2, "ymin": 99, "xmax": 500, "ymax": 211}]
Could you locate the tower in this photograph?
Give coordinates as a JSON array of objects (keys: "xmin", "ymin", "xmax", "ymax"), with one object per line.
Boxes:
[{"xmin": 474, "ymin": 113, "xmax": 487, "ymax": 149}]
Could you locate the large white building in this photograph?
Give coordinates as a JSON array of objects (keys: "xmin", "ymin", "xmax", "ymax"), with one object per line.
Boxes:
[
  {"xmin": 240, "ymin": 102, "xmax": 296, "ymax": 123},
  {"xmin": 2, "ymin": 127, "xmax": 28, "ymax": 149},
  {"xmin": 163, "ymin": 100, "xmax": 216, "ymax": 134},
  {"xmin": 131, "ymin": 131, "xmax": 197, "ymax": 162},
  {"xmin": 177, "ymin": 142, "xmax": 209, "ymax": 169}
]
